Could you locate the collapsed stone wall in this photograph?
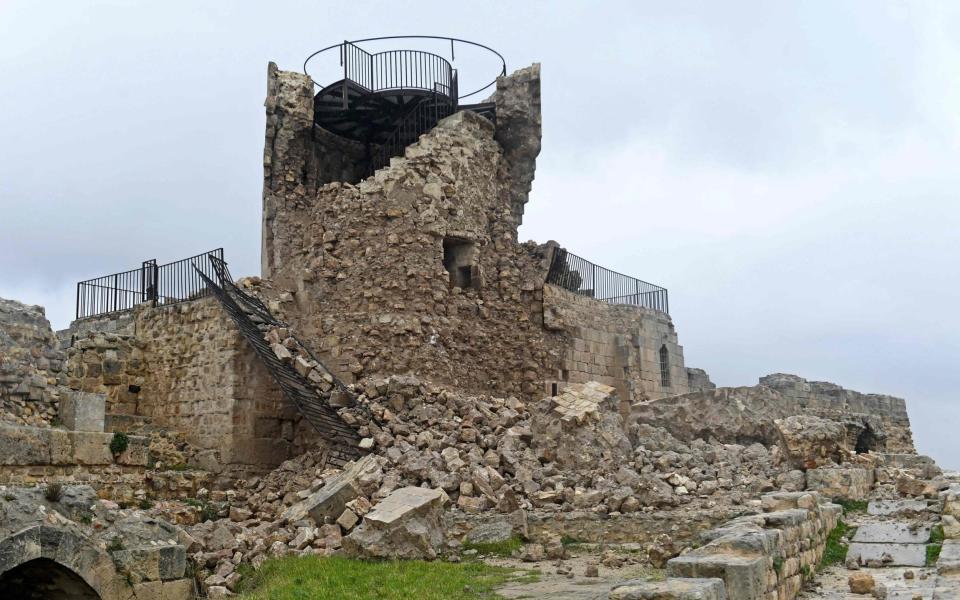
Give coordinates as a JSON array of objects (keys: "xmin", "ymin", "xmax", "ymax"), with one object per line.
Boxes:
[
  {"xmin": 543, "ymin": 282, "xmax": 690, "ymax": 402},
  {"xmin": 630, "ymin": 374, "xmax": 916, "ymax": 458}
]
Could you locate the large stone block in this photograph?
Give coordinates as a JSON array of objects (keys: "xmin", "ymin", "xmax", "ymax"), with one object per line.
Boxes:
[
  {"xmin": 283, "ymin": 455, "xmax": 379, "ymax": 523},
  {"xmin": 668, "ymin": 554, "xmax": 766, "ymax": 600},
  {"xmin": 609, "ymin": 577, "xmax": 727, "ymax": 600},
  {"xmin": 59, "ymin": 391, "xmax": 106, "ymax": 432},
  {"xmin": 805, "ymin": 467, "xmax": 873, "ymax": 500},
  {"xmin": 342, "ymin": 486, "xmax": 448, "ymax": 560}
]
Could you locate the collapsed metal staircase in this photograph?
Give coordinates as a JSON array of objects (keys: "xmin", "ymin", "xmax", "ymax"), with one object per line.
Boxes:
[{"xmin": 197, "ymin": 256, "xmax": 363, "ymax": 467}]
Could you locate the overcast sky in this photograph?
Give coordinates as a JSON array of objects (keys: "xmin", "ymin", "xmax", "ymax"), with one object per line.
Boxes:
[{"xmin": 1, "ymin": 1, "xmax": 957, "ymax": 468}]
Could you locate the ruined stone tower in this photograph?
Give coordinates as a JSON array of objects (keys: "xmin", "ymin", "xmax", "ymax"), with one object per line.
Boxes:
[{"xmin": 260, "ymin": 39, "xmax": 694, "ymax": 404}]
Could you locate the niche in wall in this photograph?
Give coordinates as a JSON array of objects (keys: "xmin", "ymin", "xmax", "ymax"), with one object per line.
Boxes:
[{"xmin": 442, "ymin": 237, "xmax": 479, "ymax": 290}]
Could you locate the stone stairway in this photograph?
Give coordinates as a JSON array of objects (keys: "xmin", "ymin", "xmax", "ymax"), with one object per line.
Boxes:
[{"xmin": 802, "ymin": 478, "xmax": 960, "ymax": 599}]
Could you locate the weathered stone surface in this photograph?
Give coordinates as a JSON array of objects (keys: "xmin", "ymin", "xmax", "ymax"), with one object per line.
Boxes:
[
  {"xmin": 530, "ymin": 382, "xmax": 631, "ymax": 471},
  {"xmin": 342, "ymin": 486, "xmax": 448, "ymax": 559},
  {"xmin": 774, "ymin": 414, "xmax": 845, "ymax": 468},
  {"xmin": 846, "ymin": 542, "xmax": 927, "ymax": 567},
  {"xmin": 852, "ymin": 522, "xmax": 932, "ymax": 545},
  {"xmin": 59, "ymin": 390, "xmax": 106, "ymax": 432},
  {"xmin": 609, "ymin": 577, "xmax": 727, "ymax": 600},
  {"xmin": 847, "ymin": 572, "xmax": 876, "ymax": 594},
  {"xmin": 282, "ymin": 455, "xmax": 379, "ymax": 523},
  {"xmin": 806, "ymin": 467, "xmax": 874, "ymax": 500}
]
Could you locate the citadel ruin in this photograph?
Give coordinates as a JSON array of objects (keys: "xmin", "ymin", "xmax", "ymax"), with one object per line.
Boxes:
[{"xmin": 0, "ymin": 37, "xmax": 957, "ymax": 600}]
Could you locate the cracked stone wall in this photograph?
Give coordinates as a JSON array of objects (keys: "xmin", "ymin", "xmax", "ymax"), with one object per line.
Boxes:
[{"xmin": 260, "ymin": 64, "xmax": 690, "ymax": 402}]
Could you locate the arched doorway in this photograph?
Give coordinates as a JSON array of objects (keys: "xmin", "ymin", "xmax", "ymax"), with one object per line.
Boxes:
[{"xmin": 0, "ymin": 557, "xmax": 101, "ymax": 599}]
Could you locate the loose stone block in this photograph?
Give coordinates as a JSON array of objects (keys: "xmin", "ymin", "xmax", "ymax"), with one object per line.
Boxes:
[{"xmin": 608, "ymin": 577, "xmax": 727, "ymax": 599}]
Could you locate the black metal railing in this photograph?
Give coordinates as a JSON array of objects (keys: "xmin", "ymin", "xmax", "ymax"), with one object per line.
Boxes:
[
  {"xmin": 76, "ymin": 248, "xmax": 223, "ymax": 320},
  {"xmin": 369, "ymin": 90, "xmax": 456, "ymax": 174},
  {"xmin": 546, "ymin": 248, "xmax": 670, "ymax": 314},
  {"xmin": 305, "ymin": 36, "xmax": 505, "ymax": 101}
]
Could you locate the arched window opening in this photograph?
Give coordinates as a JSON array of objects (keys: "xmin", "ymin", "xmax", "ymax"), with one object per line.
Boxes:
[
  {"xmin": 0, "ymin": 558, "xmax": 101, "ymax": 600},
  {"xmin": 659, "ymin": 344, "xmax": 671, "ymax": 388}
]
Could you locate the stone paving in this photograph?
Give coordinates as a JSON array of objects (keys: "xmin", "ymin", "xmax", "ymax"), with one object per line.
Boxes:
[{"xmin": 800, "ymin": 497, "xmax": 960, "ymax": 599}]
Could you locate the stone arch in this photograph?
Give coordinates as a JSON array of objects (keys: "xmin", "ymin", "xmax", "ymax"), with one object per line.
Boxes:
[{"xmin": 0, "ymin": 525, "xmax": 130, "ymax": 600}]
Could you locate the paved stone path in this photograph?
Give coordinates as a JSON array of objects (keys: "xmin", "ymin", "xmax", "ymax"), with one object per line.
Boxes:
[{"xmin": 801, "ymin": 498, "xmax": 960, "ymax": 599}]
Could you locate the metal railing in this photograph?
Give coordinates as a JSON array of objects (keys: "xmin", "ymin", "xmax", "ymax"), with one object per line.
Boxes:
[
  {"xmin": 305, "ymin": 36, "xmax": 506, "ymax": 101},
  {"xmin": 76, "ymin": 249, "xmax": 223, "ymax": 320},
  {"xmin": 337, "ymin": 41, "xmax": 456, "ymax": 109},
  {"xmin": 369, "ymin": 89, "xmax": 456, "ymax": 174},
  {"xmin": 546, "ymin": 248, "xmax": 670, "ymax": 314}
]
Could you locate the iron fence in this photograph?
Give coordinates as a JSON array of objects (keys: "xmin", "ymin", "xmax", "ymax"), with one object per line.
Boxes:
[
  {"xmin": 76, "ymin": 249, "xmax": 223, "ymax": 320},
  {"xmin": 369, "ymin": 90, "xmax": 456, "ymax": 174},
  {"xmin": 546, "ymin": 248, "xmax": 669, "ymax": 314}
]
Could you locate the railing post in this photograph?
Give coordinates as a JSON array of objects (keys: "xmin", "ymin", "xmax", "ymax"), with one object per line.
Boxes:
[
  {"xmin": 76, "ymin": 282, "xmax": 80, "ymax": 321},
  {"xmin": 342, "ymin": 41, "xmax": 349, "ymax": 109}
]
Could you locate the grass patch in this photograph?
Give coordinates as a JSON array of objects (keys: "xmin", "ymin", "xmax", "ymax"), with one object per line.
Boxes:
[
  {"xmin": 820, "ymin": 521, "xmax": 855, "ymax": 569},
  {"xmin": 927, "ymin": 543, "xmax": 942, "ymax": 566},
  {"xmin": 462, "ymin": 536, "xmax": 523, "ymax": 557},
  {"xmin": 560, "ymin": 535, "xmax": 585, "ymax": 547},
  {"xmin": 930, "ymin": 524, "xmax": 945, "ymax": 544},
  {"xmin": 235, "ymin": 555, "xmax": 531, "ymax": 600},
  {"xmin": 835, "ymin": 499, "xmax": 868, "ymax": 515},
  {"xmin": 110, "ymin": 432, "xmax": 130, "ymax": 455}
]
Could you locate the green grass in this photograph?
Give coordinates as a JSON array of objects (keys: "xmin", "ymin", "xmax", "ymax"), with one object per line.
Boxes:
[
  {"xmin": 235, "ymin": 555, "xmax": 534, "ymax": 600},
  {"xmin": 836, "ymin": 499, "xmax": 869, "ymax": 515},
  {"xmin": 927, "ymin": 543, "xmax": 942, "ymax": 566},
  {"xmin": 930, "ymin": 524, "xmax": 945, "ymax": 544},
  {"xmin": 560, "ymin": 535, "xmax": 586, "ymax": 547},
  {"xmin": 462, "ymin": 536, "xmax": 524, "ymax": 557},
  {"xmin": 820, "ymin": 521, "xmax": 855, "ymax": 569}
]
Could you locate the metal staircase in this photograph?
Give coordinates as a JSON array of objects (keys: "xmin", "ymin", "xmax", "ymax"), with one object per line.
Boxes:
[
  {"xmin": 197, "ymin": 256, "xmax": 364, "ymax": 467},
  {"xmin": 304, "ymin": 37, "xmax": 506, "ymax": 176}
]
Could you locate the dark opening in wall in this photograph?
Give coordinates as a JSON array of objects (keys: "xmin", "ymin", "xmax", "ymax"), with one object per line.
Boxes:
[
  {"xmin": 128, "ymin": 384, "xmax": 141, "ymax": 394},
  {"xmin": 0, "ymin": 558, "xmax": 101, "ymax": 600},
  {"xmin": 855, "ymin": 425, "xmax": 878, "ymax": 453},
  {"xmin": 551, "ymin": 382, "xmax": 559, "ymax": 397},
  {"xmin": 442, "ymin": 237, "xmax": 478, "ymax": 289},
  {"xmin": 659, "ymin": 344, "xmax": 671, "ymax": 388}
]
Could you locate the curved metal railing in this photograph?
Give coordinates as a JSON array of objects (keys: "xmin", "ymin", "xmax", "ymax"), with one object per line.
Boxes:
[{"xmin": 304, "ymin": 36, "xmax": 506, "ymax": 101}]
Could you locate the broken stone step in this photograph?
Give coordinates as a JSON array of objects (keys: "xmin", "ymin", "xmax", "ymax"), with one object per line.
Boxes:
[
  {"xmin": 853, "ymin": 523, "xmax": 933, "ymax": 545},
  {"xmin": 848, "ymin": 542, "xmax": 928, "ymax": 567}
]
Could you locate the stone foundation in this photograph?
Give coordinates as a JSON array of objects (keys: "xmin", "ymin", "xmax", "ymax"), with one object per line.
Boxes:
[{"xmin": 617, "ymin": 491, "xmax": 841, "ymax": 600}]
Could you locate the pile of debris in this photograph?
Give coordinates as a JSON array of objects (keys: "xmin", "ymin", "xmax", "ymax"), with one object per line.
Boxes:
[{"xmin": 183, "ymin": 374, "xmax": 842, "ymax": 595}]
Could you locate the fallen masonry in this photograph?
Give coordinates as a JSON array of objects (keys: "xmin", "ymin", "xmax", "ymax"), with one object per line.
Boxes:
[{"xmin": 0, "ymin": 39, "xmax": 954, "ymax": 600}]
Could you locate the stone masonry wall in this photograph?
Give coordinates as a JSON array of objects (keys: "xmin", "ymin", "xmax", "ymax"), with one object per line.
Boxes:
[
  {"xmin": 542, "ymin": 282, "xmax": 689, "ymax": 402},
  {"xmin": 613, "ymin": 491, "xmax": 841, "ymax": 600},
  {"xmin": 65, "ymin": 299, "xmax": 315, "ymax": 476},
  {"xmin": 0, "ymin": 298, "xmax": 70, "ymax": 426}
]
